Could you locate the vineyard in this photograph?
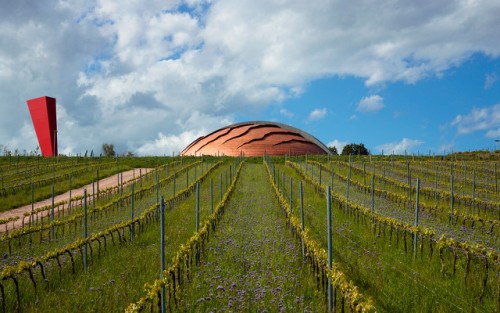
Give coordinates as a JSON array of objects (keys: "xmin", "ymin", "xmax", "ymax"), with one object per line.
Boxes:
[{"xmin": 0, "ymin": 153, "xmax": 498, "ymax": 312}]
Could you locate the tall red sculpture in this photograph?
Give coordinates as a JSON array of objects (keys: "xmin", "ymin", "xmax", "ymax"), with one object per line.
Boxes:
[{"xmin": 26, "ymin": 96, "xmax": 58, "ymax": 157}]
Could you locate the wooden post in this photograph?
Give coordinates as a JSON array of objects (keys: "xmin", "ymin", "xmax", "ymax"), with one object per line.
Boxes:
[
  {"xmin": 31, "ymin": 182, "xmax": 35, "ymax": 226},
  {"xmin": 210, "ymin": 178, "xmax": 213, "ymax": 214},
  {"xmin": 363, "ymin": 162, "xmax": 366, "ymax": 189},
  {"xmin": 69, "ymin": 173, "xmax": 72, "ymax": 213},
  {"xmin": 92, "ymin": 179, "xmax": 96, "ymax": 213},
  {"xmin": 277, "ymin": 168, "xmax": 280, "ymax": 190},
  {"xmin": 306, "ymin": 154, "xmax": 308, "ymax": 175},
  {"xmin": 331, "ymin": 171, "xmax": 334, "ymax": 190},
  {"xmin": 472, "ymin": 169, "xmax": 476, "ymax": 215},
  {"xmin": 300, "ymin": 181, "xmax": 305, "ymax": 260},
  {"xmin": 495, "ymin": 163, "xmax": 498, "ymax": 193},
  {"xmin": 463, "ymin": 162, "xmax": 467, "ymax": 187},
  {"xmin": 156, "ymin": 172, "xmax": 159, "ymax": 206},
  {"xmin": 345, "ymin": 154, "xmax": 351, "ymax": 214},
  {"xmin": 51, "ymin": 184, "xmax": 55, "ymax": 239},
  {"xmin": 327, "ymin": 186, "xmax": 333, "ymax": 313},
  {"xmin": 173, "ymin": 172, "xmax": 176, "ymax": 196},
  {"xmin": 131, "ymin": 183, "xmax": 135, "ymax": 240},
  {"xmin": 97, "ymin": 169, "xmax": 100, "ymax": 198},
  {"xmin": 450, "ymin": 169, "xmax": 454, "ymax": 223},
  {"xmin": 371, "ymin": 174, "xmax": 375, "ymax": 224},
  {"xmin": 273, "ymin": 164, "xmax": 276, "ymax": 183},
  {"xmin": 413, "ymin": 178, "xmax": 420, "ymax": 260},
  {"xmin": 434, "ymin": 164, "xmax": 438, "ymax": 203},
  {"xmin": 196, "ymin": 182, "xmax": 200, "ymax": 232},
  {"xmin": 282, "ymin": 172, "xmax": 285, "ymax": 197},
  {"xmin": 289, "ymin": 177, "xmax": 293, "ymax": 232},
  {"xmin": 160, "ymin": 196, "xmax": 166, "ymax": 313},
  {"xmin": 84, "ymin": 189, "xmax": 88, "ymax": 270},
  {"xmin": 407, "ymin": 162, "xmax": 412, "ymax": 207}
]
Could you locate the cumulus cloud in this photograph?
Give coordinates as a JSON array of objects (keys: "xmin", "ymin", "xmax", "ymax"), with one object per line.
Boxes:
[
  {"xmin": 136, "ymin": 130, "xmax": 206, "ymax": 156},
  {"xmin": 357, "ymin": 95, "xmax": 384, "ymax": 112},
  {"xmin": 1, "ymin": 0, "xmax": 500, "ymax": 155},
  {"xmin": 451, "ymin": 104, "xmax": 500, "ymax": 135},
  {"xmin": 375, "ymin": 138, "xmax": 423, "ymax": 154},
  {"xmin": 308, "ymin": 108, "xmax": 327, "ymax": 121}
]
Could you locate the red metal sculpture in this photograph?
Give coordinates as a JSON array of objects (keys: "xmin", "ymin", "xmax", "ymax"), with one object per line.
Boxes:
[{"xmin": 26, "ymin": 96, "xmax": 58, "ymax": 157}]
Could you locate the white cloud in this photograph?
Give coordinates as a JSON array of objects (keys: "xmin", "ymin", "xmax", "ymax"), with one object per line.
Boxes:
[
  {"xmin": 484, "ymin": 73, "xmax": 497, "ymax": 89},
  {"xmin": 279, "ymin": 108, "xmax": 294, "ymax": 118},
  {"xmin": 1, "ymin": 1, "xmax": 500, "ymax": 155},
  {"xmin": 308, "ymin": 108, "xmax": 327, "ymax": 121},
  {"xmin": 136, "ymin": 130, "xmax": 206, "ymax": 156},
  {"xmin": 357, "ymin": 95, "xmax": 384, "ymax": 112},
  {"xmin": 326, "ymin": 139, "xmax": 348, "ymax": 152},
  {"xmin": 486, "ymin": 128, "xmax": 500, "ymax": 138},
  {"xmin": 375, "ymin": 138, "xmax": 423, "ymax": 154},
  {"xmin": 451, "ymin": 104, "xmax": 500, "ymax": 135}
]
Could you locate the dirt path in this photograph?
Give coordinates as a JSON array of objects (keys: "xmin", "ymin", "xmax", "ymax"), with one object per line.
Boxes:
[{"xmin": 0, "ymin": 168, "xmax": 153, "ymax": 232}]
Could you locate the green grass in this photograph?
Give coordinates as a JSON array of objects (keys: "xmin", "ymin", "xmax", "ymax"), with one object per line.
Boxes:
[
  {"xmin": 176, "ymin": 163, "xmax": 325, "ymax": 312},
  {"xmin": 1, "ymin": 161, "xmax": 232, "ymax": 312},
  {"xmin": 0, "ymin": 155, "xmax": 498, "ymax": 312},
  {"xmin": 0, "ymin": 160, "xmax": 216, "ymax": 267},
  {"xmin": 272, "ymin": 159, "xmax": 498, "ymax": 312}
]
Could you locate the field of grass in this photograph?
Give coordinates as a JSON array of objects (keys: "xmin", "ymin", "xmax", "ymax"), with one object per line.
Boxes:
[
  {"xmin": 174, "ymin": 163, "xmax": 324, "ymax": 312},
  {"xmin": 0, "ymin": 154, "xmax": 498, "ymax": 312}
]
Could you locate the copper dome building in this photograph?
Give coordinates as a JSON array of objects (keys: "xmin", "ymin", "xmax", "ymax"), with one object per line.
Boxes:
[{"xmin": 180, "ymin": 121, "xmax": 331, "ymax": 157}]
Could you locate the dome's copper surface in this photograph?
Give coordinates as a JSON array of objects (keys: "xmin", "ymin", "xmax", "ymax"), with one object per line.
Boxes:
[{"xmin": 181, "ymin": 121, "xmax": 331, "ymax": 156}]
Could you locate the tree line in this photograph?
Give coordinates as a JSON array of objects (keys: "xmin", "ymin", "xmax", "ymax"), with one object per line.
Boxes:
[{"xmin": 328, "ymin": 143, "xmax": 369, "ymax": 155}]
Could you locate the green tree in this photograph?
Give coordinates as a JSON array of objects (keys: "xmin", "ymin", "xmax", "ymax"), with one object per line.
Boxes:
[
  {"xmin": 102, "ymin": 143, "xmax": 116, "ymax": 157},
  {"xmin": 341, "ymin": 143, "xmax": 369, "ymax": 155},
  {"xmin": 328, "ymin": 146, "xmax": 338, "ymax": 155}
]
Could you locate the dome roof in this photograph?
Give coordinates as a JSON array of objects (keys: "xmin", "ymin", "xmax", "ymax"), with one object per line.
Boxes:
[{"xmin": 180, "ymin": 121, "xmax": 331, "ymax": 156}]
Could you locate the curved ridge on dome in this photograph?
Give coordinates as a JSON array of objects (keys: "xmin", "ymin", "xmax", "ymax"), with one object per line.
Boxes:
[{"xmin": 180, "ymin": 121, "xmax": 331, "ymax": 156}]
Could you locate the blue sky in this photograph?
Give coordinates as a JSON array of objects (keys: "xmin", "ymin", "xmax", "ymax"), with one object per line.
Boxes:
[
  {"xmin": 0, "ymin": 0, "xmax": 499, "ymax": 156},
  {"xmin": 261, "ymin": 53, "xmax": 500, "ymax": 154}
]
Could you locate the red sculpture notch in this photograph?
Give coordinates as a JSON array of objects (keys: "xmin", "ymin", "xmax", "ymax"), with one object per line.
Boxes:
[{"xmin": 26, "ymin": 96, "xmax": 58, "ymax": 157}]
